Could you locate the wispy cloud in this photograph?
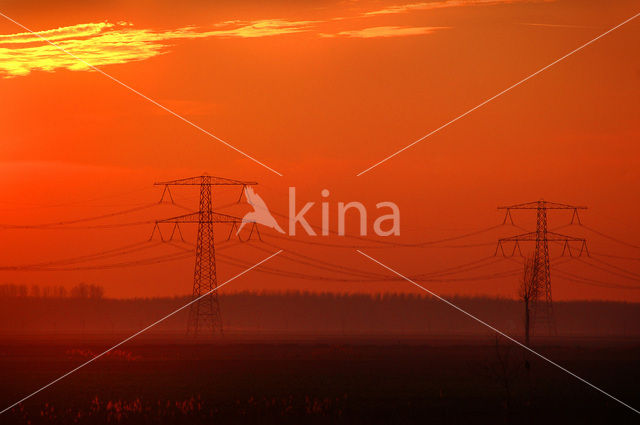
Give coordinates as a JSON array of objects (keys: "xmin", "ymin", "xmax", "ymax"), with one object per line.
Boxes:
[
  {"xmin": 207, "ymin": 19, "xmax": 316, "ymax": 38},
  {"xmin": 321, "ymin": 26, "xmax": 448, "ymax": 38},
  {"xmin": 364, "ymin": 0, "xmax": 522, "ymax": 16},
  {"xmin": 519, "ymin": 22, "xmax": 593, "ymax": 29},
  {"xmin": 0, "ymin": 19, "xmax": 315, "ymax": 78}
]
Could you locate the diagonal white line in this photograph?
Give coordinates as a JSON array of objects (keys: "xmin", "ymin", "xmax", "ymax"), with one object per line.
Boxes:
[
  {"xmin": 356, "ymin": 249, "xmax": 640, "ymax": 415},
  {"xmin": 0, "ymin": 249, "xmax": 282, "ymax": 416},
  {"xmin": 356, "ymin": 11, "xmax": 640, "ymax": 177},
  {"xmin": 0, "ymin": 12, "xmax": 283, "ymax": 177}
]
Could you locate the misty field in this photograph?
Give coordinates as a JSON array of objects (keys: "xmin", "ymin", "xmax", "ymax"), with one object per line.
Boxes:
[{"xmin": 1, "ymin": 337, "xmax": 638, "ymax": 424}]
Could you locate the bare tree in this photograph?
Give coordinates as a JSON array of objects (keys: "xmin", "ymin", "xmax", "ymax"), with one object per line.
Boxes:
[
  {"xmin": 519, "ymin": 255, "xmax": 538, "ymax": 347},
  {"xmin": 71, "ymin": 283, "xmax": 87, "ymax": 298},
  {"xmin": 70, "ymin": 283, "xmax": 104, "ymax": 299},
  {"xmin": 56, "ymin": 286, "xmax": 67, "ymax": 298},
  {"xmin": 483, "ymin": 335, "xmax": 523, "ymax": 417},
  {"xmin": 89, "ymin": 284, "xmax": 104, "ymax": 299}
]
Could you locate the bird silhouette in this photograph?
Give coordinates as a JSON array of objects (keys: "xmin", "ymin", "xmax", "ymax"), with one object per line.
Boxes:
[{"xmin": 237, "ymin": 186, "xmax": 285, "ymax": 235}]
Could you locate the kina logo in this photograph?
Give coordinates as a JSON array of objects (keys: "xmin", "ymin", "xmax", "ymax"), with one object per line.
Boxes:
[{"xmin": 237, "ymin": 186, "xmax": 286, "ymax": 235}]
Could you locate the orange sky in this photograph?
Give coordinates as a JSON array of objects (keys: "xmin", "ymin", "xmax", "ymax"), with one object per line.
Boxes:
[{"xmin": 0, "ymin": 0, "xmax": 639, "ymax": 300}]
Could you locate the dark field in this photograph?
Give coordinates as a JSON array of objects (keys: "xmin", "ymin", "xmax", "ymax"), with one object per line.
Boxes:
[{"xmin": 1, "ymin": 336, "xmax": 639, "ymax": 424}]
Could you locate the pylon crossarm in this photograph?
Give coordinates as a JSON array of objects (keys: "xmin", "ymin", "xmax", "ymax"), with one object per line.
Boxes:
[
  {"xmin": 499, "ymin": 231, "xmax": 537, "ymax": 241},
  {"xmin": 495, "ymin": 240, "xmax": 521, "ymax": 257},
  {"xmin": 149, "ymin": 222, "xmax": 164, "ymax": 242},
  {"xmin": 494, "ymin": 241, "xmax": 503, "ymax": 256},
  {"xmin": 570, "ymin": 208, "xmax": 583, "ymax": 225},
  {"xmin": 545, "ymin": 231, "xmax": 586, "ymax": 242},
  {"xmin": 237, "ymin": 185, "xmax": 247, "ymax": 203},
  {"xmin": 154, "ymin": 175, "xmax": 257, "ymax": 186},
  {"xmin": 510, "ymin": 240, "xmax": 524, "ymax": 257},
  {"xmin": 249, "ymin": 222, "xmax": 262, "ymax": 241},
  {"xmin": 501, "ymin": 208, "xmax": 514, "ymax": 225},
  {"xmin": 498, "ymin": 201, "xmax": 587, "ymax": 210},
  {"xmin": 540, "ymin": 201, "xmax": 587, "ymax": 210},
  {"xmin": 580, "ymin": 241, "xmax": 590, "ymax": 257},
  {"xmin": 159, "ymin": 185, "xmax": 174, "ymax": 203},
  {"xmin": 235, "ymin": 221, "xmax": 260, "ymax": 243},
  {"xmin": 499, "ymin": 231, "xmax": 585, "ymax": 242},
  {"xmin": 169, "ymin": 223, "xmax": 185, "ymax": 242},
  {"xmin": 227, "ymin": 222, "xmax": 238, "ymax": 241},
  {"xmin": 157, "ymin": 211, "xmax": 243, "ymax": 224}
]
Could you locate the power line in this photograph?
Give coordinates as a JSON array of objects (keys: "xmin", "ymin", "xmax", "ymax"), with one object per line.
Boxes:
[
  {"xmin": 580, "ymin": 224, "xmax": 640, "ymax": 249},
  {"xmin": 40, "ymin": 220, "xmax": 157, "ymax": 230},
  {"xmin": 574, "ymin": 257, "xmax": 640, "ymax": 282},
  {"xmin": 588, "ymin": 256, "xmax": 640, "ymax": 278},
  {"xmin": 216, "ymin": 245, "xmax": 520, "ymax": 283},
  {"xmin": 1, "ymin": 252, "xmax": 193, "ymax": 271},
  {"xmin": 0, "ymin": 238, "xmax": 235, "ymax": 271},
  {"xmin": 0, "ymin": 241, "xmax": 153, "ymax": 269},
  {"xmin": 248, "ymin": 241, "xmax": 391, "ymax": 279},
  {"xmin": 414, "ymin": 257, "xmax": 503, "ymax": 279},
  {"xmin": 269, "ymin": 208, "xmax": 506, "ymax": 247},
  {"xmin": 553, "ymin": 268, "xmax": 640, "ymax": 290},
  {"xmin": 261, "ymin": 228, "xmax": 501, "ymax": 250},
  {"xmin": 590, "ymin": 251, "xmax": 640, "ymax": 262},
  {"xmin": 252, "ymin": 238, "xmax": 512, "ymax": 281},
  {"xmin": 0, "ymin": 202, "xmax": 158, "ymax": 229},
  {"xmin": 0, "ymin": 186, "xmax": 152, "ymax": 211}
]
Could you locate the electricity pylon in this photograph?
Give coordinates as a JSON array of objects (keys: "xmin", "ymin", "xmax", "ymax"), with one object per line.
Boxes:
[
  {"xmin": 496, "ymin": 200, "xmax": 588, "ymax": 336},
  {"xmin": 152, "ymin": 175, "xmax": 257, "ymax": 336}
]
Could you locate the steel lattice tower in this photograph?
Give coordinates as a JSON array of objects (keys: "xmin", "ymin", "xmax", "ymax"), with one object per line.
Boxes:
[
  {"xmin": 496, "ymin": 200, "xmax": 588, "ymax": 336},
  {"xmin": 532, "ymin": 201, "xmax": 554, "ymax": 334},
  {"xmin": 152, "ymin": 175, "xmax": 257, "ymax": 336},
  {"xmin": 188, "ymin": 176, "xmax": 221, "ymax": 335}
]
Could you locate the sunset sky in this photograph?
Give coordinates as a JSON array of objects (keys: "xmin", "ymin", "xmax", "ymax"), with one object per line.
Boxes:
[{"xmin": 0, "ymin": 0, "xmax": 638, "ymax": 300}]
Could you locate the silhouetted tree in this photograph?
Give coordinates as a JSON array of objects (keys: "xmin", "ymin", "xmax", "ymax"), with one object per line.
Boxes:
[
  {"xmin": 56, "ymin": 286, "xmax": 67, "ymax": 298},
  {"xmin": 70, "ymin": 283, "xmax": 104, "ymax": 299},
  {"xmin": 89, "ymin": 285, "xmax": 104, "ymax": 299},
  {"xmin": 519, "ymin": 255, "xmax": 538, "ymax": 347},
  {"xmin": 71, "ymin": 283, "xmax": 89, "ymax": 298}
]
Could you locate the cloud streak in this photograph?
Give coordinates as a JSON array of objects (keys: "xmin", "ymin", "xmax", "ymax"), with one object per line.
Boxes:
[
  {"xmin": 519, "ymin": 22, "xmax": 594, "ymax": 29},
  {"xmin": 321, "ymin": 26, "xmax": 448, "ymax": 38},
  {"xmin": 0, "ymin": 20, "xmax": 315, "ymax": 77},
  {"xmin": 364, "ymin": 0, "xmax": 523, "ymax": 16},
  {"xmin": 0, "ymin": 0, "xmax": 542, "ymax": 78},
  {"xmin": 0, "ymin": 22, "xmax": 116, "ymax": 44}
]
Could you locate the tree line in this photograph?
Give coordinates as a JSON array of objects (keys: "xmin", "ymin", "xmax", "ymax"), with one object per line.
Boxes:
[{"xmin": 0, "ymin": 283, "xmax": 104, "ymax": 299}]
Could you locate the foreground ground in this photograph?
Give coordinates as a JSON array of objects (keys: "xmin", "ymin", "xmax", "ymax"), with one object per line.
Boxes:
[{"xmin": 1, "ymin": 336, "xmax": 638, "ymax": 424}]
